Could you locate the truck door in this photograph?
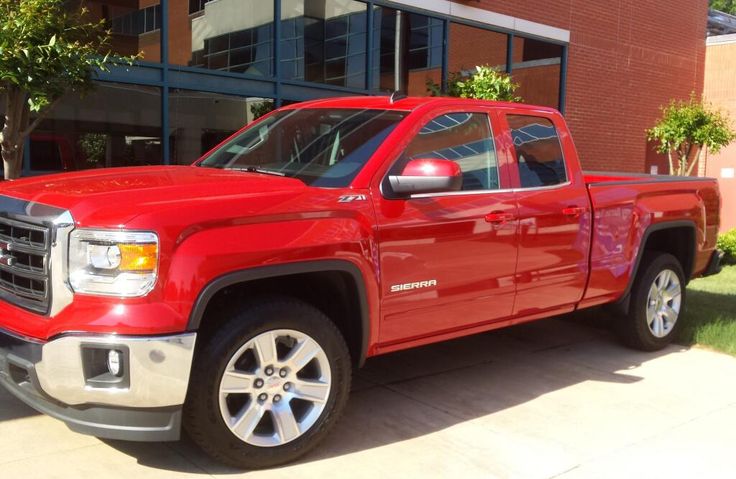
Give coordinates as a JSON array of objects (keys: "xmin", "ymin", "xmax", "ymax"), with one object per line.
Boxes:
[
  {"xmin": 500, "ymin": 112, "xmax": 591, "ymax": 316},
  {"xmin": 373, "ymin": 109, "xmax": 519, "ymax": 343}
]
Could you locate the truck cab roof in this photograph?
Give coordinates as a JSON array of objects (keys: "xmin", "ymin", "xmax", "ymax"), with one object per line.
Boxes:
[{"xmin": 280, "ymin": 95, "xmax": 560, "ymax": 113}]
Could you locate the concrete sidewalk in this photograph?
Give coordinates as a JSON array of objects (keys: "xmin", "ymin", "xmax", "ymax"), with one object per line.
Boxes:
[{"xmin": 2, "ymin": 316, "xmax": 736, "ymax": 479}]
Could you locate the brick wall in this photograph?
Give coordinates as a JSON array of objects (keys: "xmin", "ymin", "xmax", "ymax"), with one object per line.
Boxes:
[
  {"xmin": 704, "ymin": 37, "xmax": 736, "ymax": 232},
  {"xmin": 467, "ymin": 0, "xmax": 707, "ymax": 172}
]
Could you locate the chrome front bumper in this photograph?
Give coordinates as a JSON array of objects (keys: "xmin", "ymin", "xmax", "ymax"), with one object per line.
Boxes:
[{"xmin": 0, "ymin": 328, "xmax": 196, "ymax": 441}]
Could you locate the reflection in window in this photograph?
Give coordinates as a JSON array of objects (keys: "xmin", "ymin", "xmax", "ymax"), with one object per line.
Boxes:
[
  {"xmin": 172, "ymin": 0, "xmax": 274, "ymax": 75},
  {"xmin": 189, "ymin": 0, "xmax": 214, "ymax": 15},
  {"xmin": 30, "ymin": 83, "xmax": 162, "ymax": 174},
  {"xmin": 402, "ymin": 113, "xmax": 498, "ymax": 191},
  {"xmin": 111, "ymin": 4, "xmax": 162, "ymax": 36},
  {"xmin": 371, "ymin": 7, "xmax": 443, "ymax": 95},
  {"xmin": 200, "ymin": 108, "xmax": 408, "ymax": 187},
  {"xmin": 448, "ymin": 23, "xmax": 507, "ymax": 75},
  {"xmin": 507, "ymin": 115, "xmax": 566, "ymax": 187},
  {"xmin": 511, "ymin": 37, "xmax": 562, "ymax": 109},
  {"xmin": 169, "ymin": 90, "xmax": 274, "ymax": 165},
  {"xmin": 80, "ymin": 1, "xmax": 161, "ymax": 62},
  {"xmin": 280, "ymin": 0, "xmax": 368, "ymax": 88}
]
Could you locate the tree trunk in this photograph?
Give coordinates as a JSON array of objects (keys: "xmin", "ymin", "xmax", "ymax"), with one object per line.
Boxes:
[
  {"xmin": 696, "ymin": 148, "xmax": 707, "ymax": 177},
  {"xmin": 0, "ymin": 87, "xmax": 28, "ymax": 180},
  {"xmin": 1, "ymin": 146, "xmax": 22, "ymax": 180},
  {"xmin": 686, "ymin": 146, "xmax": 703, "ymax": 177},
  {"xmin": 666, "ymin": 150, "xmax": 674, "ymax": 176}
]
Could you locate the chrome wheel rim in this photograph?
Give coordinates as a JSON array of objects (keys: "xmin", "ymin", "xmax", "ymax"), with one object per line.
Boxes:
[
  {"xmin": 646, "ymin": 269, "xmax": 682, "ymax": 338},
  {"xmin": 218, "ymin": 329, "xmax": 331, "ymax": 447}
]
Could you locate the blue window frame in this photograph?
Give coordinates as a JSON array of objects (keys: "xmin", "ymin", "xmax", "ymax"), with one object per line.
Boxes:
[{"xmin": 60, "ymin": 0, "xmax": 567, "ymax": 167}]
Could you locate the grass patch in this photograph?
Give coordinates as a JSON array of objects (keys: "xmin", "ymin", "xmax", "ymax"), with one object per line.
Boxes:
[{"xmin": 678, "ymin": 265, "xmax": 736, "ymax": 356}]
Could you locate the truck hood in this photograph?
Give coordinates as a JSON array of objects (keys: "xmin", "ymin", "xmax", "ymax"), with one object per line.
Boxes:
[{"xmin": 0, "ymin": 166, "xmax": 308, "ymax": 226}]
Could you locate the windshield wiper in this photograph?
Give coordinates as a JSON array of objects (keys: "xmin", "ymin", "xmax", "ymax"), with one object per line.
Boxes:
[{"xmin": 229, "ymin": 166, "xmax": 286, "ymax": 177}]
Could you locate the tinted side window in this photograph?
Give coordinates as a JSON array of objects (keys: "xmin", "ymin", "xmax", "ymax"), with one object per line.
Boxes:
[
  {"xmin": 507, "ymin": 115, "xmax": 566, "ymax": 187},
  {"xmin": 402, "ymin": 113, "xmax": 498, "ymax": 191}
]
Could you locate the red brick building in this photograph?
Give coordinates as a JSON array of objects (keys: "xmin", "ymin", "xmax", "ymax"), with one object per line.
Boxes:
[
  {"xmin": 705, "ymin": 32, "xmax": 736, "ymax": 231},
  {"xmin": 3, "ymin": 1, "xmax": 709, "ymax": 177},
  {"xmin": 451, "ymin": 1, "xmax": 707, "ymax": 173}
]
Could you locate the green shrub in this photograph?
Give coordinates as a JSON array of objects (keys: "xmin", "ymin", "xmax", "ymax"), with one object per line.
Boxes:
[
  {"xmin": 718, "ymin": 229, "xmax": 736, "ymax": 265},
  {"xmin": 427, "ymin": 65, "xmax": 522, "ymax": 102}
]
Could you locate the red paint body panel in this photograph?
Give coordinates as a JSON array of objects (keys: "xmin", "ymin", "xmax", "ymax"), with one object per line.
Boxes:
[{"xmin": 0, "ymin": 97, "xmax": 720, "ymax": 364}]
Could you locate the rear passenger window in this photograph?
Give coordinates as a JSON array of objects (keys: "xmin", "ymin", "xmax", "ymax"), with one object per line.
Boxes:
[
  {"xmin": 507, "ymin": 115, "xmax": 567, "ymax": 187},
  {"xmin": 401, "ymin": 113, "xmax": 499, "ymax": 191}
]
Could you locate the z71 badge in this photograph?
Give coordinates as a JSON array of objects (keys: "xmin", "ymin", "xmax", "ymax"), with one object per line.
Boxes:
[
  {"xmin": 338, "ymin": 194, "xmax": 367, "ymax": 203},
  {"xmin": 390, "ymin": 280, "xmax": 437, "ymax": 293}
]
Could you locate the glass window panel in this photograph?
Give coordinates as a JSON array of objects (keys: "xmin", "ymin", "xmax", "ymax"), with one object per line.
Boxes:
[
  {"xmin": 144, "ymin": 6, "xmax": 155, "ymax": 32},
  {"xmin": 81, "ymin": 1, "xmax": 161, "ymax": 62},
  {"xmin": 511, "ymin": 37, "xmax": 562, "ymax": 109},
  {"xmin": 230, "ymin": 30, "xmax": 252, "ymax": 50},
  {"xmin": 207, "ymin": 52, "xmax": 229, "ymax": 70},
  {"xmin": 448, "ymin": 23, "xmax": 508, "ymax": 77},
  {"xmin": 170, "ymin": 0, "xmax": 274, "ymax": 76},
  {"xmin": 199, "ymin": 108, "xmax": 407, "ymax": 187},
  {"xmin": 507, "ymin": 115, "xmax": 567, "ymax": 187},
  {"xmin": 169, "ymin": 90, "xmax": 274, "ymax": 165},
  {"xmin": 371, "ymin": 7, "xmax": 443, "ymax": 95},
  {"xmin": 325, "ymin": 17, "xmax": 349, "ymax": 38},
  {"xmin": 325, "ymin": 38, "xmax": 348, "ymax": 60},
  {"xmin": 189, "ymin": 0, "xmax": 214, "ymax": 15},
  {"xmin": 281, "ymin": 0, "xmax": 368, "ymax": 89},
  {"xmin": 30, "ymin": 83, "xmax": 162, "ymax": 174},
  {"xmin": 397, "ymin": 113, "xmax": 499, "ymax": 191},
  {"xmin": 230, "ymin": 48, "xmax": 253, "ymax": 66},
  {"xmin": 210, "ymin": 34, "xmax": 230, "ymax": 54}
]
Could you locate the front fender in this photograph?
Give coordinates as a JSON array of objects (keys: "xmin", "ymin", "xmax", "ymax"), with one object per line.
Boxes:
[{"xmin": 160, "ymin": 217, "xmax": 380, "ymax": 356}]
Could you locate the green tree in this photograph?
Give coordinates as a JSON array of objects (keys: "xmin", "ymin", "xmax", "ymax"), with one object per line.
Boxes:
[
  {"xmin": 710, "ymin": 0, "xmax": 736, "ymax": 15},
  {"xmin": 0, "ymin": 0, "xmax": 136, "ymax": 180},
  {"xmin": 428, "ymin": 65, "xmax": 522, "ymax": 102},
  {"xmin": 250, "ymin": 101, "xmax": 274, "ymax": 121},
  {"xmin": 647, "ymin": 94, "xmax": 736, "ymax": 176}
]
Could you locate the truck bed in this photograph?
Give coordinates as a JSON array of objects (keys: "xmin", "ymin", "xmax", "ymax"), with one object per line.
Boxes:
[{"xmin": 579, "ymin": 170, "xmax": 721, "ymax": 309}]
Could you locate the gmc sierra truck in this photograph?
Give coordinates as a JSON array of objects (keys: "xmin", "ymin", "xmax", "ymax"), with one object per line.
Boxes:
[{"xmin": 0, "ymin": 97, "xmax": 722, "ymax": 469}]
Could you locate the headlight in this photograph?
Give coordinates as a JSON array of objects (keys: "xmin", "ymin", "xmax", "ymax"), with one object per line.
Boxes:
[{"xmin": 68, "ymin": 229, "xmax": 159, "ymax": 297}]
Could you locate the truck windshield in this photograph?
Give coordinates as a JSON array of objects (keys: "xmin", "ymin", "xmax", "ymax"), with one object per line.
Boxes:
[{"xmin": 198, "ymin": 108, "xmax": 408, "ymax": 187}]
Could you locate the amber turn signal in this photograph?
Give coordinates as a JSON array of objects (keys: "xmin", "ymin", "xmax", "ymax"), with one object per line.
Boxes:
[{"xmin": 118, "ymin": 243, "xmax": 158, "ymax": 272}]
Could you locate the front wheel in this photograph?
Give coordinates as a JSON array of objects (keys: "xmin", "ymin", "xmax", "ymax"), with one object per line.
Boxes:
[
  {"xmin": 184, "ymin": 298, "xmax": 351, "ymax": 469},
  {"xmin": 616, "ymin": 252, "xmax": 686, "ymax": 351}
]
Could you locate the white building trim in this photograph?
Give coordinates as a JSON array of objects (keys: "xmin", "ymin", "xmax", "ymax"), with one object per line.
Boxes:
[
  {"xmin": 707, "ymin": 33, "xmax": 736, "ymax": 45},
  {"xmin": 385, "ymin": 0, "xmax": 570, "ymax": 43}
]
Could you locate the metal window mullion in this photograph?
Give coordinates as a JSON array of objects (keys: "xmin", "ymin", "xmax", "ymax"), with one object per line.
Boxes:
[
  {"xmin": 441, "ymin": 18, "xmax": 449, "ymax": 93},
  {"xmin": 558, "ymin": 44, "xmax": 568, "ymax": 113},
  {"xmin": 366, "ymin": 1, "xmax": 374, "ymax": 92},
  {"xmin": 506, "ymin": 33, "xmax": 513, "ymax": 74},
  {"xmin": 274, "ymin": 0, "xmax": 282, "ymax": 106},
  {"xmin": 161, "ymin": 0, "xmax": 170, "ymax": 164}
]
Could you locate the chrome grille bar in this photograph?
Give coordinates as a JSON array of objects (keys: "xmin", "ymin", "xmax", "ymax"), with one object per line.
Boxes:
[{"xmin": 0, "ymin": 216, "xmax": 50, "ymax": 313}]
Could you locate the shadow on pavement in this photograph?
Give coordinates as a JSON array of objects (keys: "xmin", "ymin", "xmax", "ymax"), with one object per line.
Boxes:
[
  {"xmin": 98, "ymin": 310, "xmax": 686, "ymax": 474},
  {"xmin": 0, "ymin": 387, "xmax": 39, "ymax": 422}
]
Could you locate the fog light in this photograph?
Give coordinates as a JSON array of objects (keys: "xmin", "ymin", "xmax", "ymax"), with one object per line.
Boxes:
[{"xmin": 107, "ymin": 350, "xmax": 122, "ymax": 376}]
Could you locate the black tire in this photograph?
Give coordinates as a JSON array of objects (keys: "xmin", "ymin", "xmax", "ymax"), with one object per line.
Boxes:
[
  {"xmin": 616, "ymin": 252, "xmax": 686, "ymax": 351},
  {"xmin": 184, "ymin": 297, "xmax": 351, "ymax": 469}
]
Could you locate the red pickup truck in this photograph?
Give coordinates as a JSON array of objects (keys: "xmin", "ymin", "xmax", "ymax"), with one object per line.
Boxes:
[{"xmin": 0, "ymin": 97, "xmax": 721, "ymax": 469}]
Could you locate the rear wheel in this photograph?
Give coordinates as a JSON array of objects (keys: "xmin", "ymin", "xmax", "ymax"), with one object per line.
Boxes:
[
  {"xmin": 616, "ymin": 252, "xmax": 685, "ymax": 351},
  {"xmin": 184, "ymin": 297, "xmax": 351, "ymax": 469}
]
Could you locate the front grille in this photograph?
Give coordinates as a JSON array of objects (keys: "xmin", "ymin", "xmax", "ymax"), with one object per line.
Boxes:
[{"xmin": 0, "ymin": 217, "xmax": 50, "ymax": 313}]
